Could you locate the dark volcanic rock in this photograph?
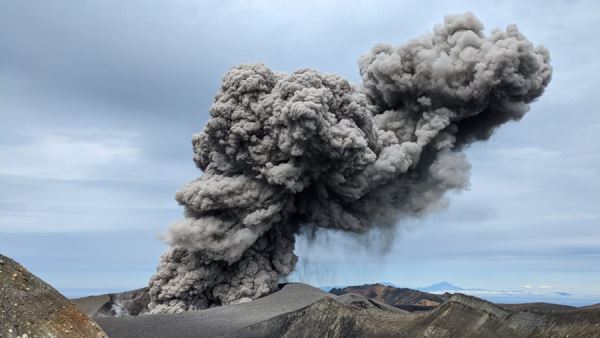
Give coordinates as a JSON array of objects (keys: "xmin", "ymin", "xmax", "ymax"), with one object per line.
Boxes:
[
  {"xmin": 581, "ymin": 303, "xmax": 600, "ymax": 310},
  {"xmin": 403, "ymin": 293, "xmax": 600, "ymax": 337},
  {"xmin": 500, "ymin": 302, "xmax": 577, "ymax": 312},
  {"xmin": 235, "ymin": 296, "xmax": 419, "ymax": 338},
  {"xmin": 330, "ymin": 283, "xmax": 448, "ymax": 311},
  {"xmin": 241, "ymin": 292, "xmax": 600, "ymax": 338},
  {"xmin": 334, "ymin": 293, "xmax": 407, "ymax": 313},
  {"xmin": 0, "ymin": 254, "xmax": 107, "ymax": 338}
]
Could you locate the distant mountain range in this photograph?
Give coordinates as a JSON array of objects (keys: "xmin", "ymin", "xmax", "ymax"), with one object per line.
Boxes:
[
  {"xmin": 321, "ymin": 281, "xmax": 471, "ymax": 293},
  {"xmin": 321, "ymin": 281, "xmax": 595, "ymax": 306},
  {"xmin": 330, "ymin": 283, "xmax": 449, "ymax": 312}
]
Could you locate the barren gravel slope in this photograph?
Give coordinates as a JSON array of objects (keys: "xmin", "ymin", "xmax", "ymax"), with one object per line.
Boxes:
[
  {"xmin": 95, "ymin": 283, "xmax": 332, "ymax": 338},
  {"xmin": 0, "ymin": 254, "xmax": 107, "ymax": 338}
]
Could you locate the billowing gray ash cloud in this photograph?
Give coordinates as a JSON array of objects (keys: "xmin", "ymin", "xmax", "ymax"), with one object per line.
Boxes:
[{"xmin": 148, "ymin": 13, "xmax": 552, "ymax": 313}]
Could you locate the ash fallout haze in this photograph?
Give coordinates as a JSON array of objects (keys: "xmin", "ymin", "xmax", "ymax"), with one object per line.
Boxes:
[{"xmin": 1, "ymin": 0, "xmax": 600, "ymax": 312}]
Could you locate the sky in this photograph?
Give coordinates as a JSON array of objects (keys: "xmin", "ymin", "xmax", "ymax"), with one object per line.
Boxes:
[{"xmin": 1, "ymin": 0, "xmax": 599, "ymax": 304}]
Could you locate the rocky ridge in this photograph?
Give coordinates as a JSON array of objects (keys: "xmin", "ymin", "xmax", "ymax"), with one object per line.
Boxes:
[
  {"xmin": 330, "ymin": 283, "xmax": 449, "ymax": 311},
  {"xmin": 0, "ymin": 254, "xmax": 107, "ymax": 338}
]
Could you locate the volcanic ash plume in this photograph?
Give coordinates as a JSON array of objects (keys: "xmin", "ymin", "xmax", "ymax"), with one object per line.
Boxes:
[{"xmin": 148, "ymin": 13, "xmax": 552, "ymax": 313}]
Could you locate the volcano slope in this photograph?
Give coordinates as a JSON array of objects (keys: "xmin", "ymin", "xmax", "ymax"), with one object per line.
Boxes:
[
  {"xmin": 0, "ymin": 254, "xmax": 107, "ymax": 338},
  {"xmin": 82, "ymin": 282, "xmax": 600, "ymax": 338},
  {"xmin": 236, "ymin": 292, "xmax": 600, "ymax": 338}
]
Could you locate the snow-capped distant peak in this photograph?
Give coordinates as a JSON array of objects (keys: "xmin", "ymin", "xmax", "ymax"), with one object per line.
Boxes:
[{"xmin": 418, "ymin": 282, "xmax": 464, "ymax": 292}]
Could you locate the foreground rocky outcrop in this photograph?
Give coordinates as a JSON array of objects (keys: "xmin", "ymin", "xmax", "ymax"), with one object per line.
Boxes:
[
  {"xmin": 0, "ymin": 254, "xmax": 107, "ymax": 338},
  {"xmin": 330, "ymin": 283, "xmax": 449, "ymax": 311}
]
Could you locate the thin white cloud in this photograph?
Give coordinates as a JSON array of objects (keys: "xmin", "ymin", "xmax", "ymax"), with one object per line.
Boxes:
[
  {"xmin": 0, "ymin": 129, "xmax": 140, "ymax": 180},
  {"xmin": 539, "ymin": 212, "xmax": 600, "ymax": 222}
]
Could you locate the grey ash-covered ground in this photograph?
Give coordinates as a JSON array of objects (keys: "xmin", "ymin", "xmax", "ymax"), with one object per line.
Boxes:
[{"xmin": 78, "ymin": 283, "xmax": 600, "ymax": 338}]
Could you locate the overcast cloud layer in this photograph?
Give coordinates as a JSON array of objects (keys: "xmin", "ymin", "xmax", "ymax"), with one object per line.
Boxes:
[{"xmin": 1, "ymin": 0, "xmax": 599, "ymax": 301}]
